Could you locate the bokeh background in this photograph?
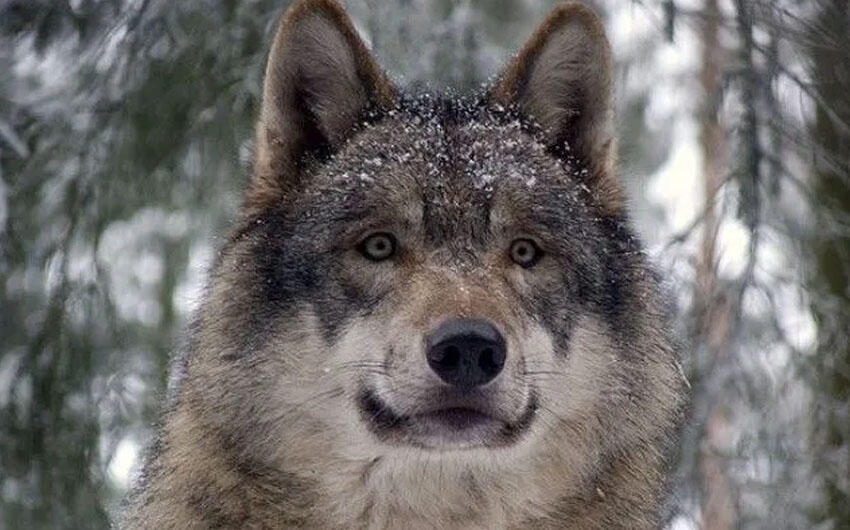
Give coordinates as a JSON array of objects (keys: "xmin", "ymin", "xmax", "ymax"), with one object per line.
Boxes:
[{"xmin": 1, "ymin": 0, "xmax": 848, "ymax": 528}]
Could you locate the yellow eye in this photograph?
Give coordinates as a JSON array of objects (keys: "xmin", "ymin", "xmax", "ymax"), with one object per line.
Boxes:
[
  {"xmin": 509, "ymin": 238, "xmax": 542, "ymax": 268},
  {"xmin": 359, "ymin": 233, "xmax": 397, "ymax": 261}
]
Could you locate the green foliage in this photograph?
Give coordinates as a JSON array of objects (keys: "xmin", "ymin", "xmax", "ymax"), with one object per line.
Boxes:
[
  {"xmin": 808, "ymin": 0, "xmax": 850, "ymax": 525},
  {"xmin": 0, "ymin": 1, "xmax": 274, "ymax": 526}
]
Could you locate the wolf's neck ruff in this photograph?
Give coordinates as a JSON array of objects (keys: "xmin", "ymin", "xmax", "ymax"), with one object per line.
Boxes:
[{"xmin": 122, "ymin": 1, "xmax": 685, "ymax": 528}]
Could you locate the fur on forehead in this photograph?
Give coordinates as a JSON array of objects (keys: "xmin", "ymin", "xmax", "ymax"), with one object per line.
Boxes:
[{"xmin": 302, "ymin": 96, "xmax": 587, "ymax": 196}]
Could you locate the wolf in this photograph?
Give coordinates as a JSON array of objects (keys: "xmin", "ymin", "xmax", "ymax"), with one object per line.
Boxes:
[{"xmin": 122, "ymin": 0, "xmax": 686, "ymax": 528}]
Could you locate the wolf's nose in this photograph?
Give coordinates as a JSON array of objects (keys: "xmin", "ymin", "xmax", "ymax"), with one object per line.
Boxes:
[{"xmin": 425, "ymin": 318, "xmax": 506, "ymax": 389}]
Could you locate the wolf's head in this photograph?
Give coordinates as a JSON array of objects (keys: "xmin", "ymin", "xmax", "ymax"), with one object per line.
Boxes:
[{"xmin": 186, "ymin": 0, "xmax": 682, "ymax": 524}]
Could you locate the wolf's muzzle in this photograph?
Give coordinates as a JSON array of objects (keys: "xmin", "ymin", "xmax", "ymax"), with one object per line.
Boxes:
[{"xmin": 425, "ymin": 318, "xmax": 506, "ymax": 389}]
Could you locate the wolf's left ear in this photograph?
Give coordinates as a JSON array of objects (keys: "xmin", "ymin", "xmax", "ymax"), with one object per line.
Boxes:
[
  {"xmin": 249, "ymin": 0, "xmax": 395, "ymax": 210},
  {"xmin": 490, "ymin": 3, "xmax": 622, "ymax": 213}
]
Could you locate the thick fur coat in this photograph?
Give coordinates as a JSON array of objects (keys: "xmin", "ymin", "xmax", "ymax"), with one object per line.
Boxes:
[{"xmin": 122, "ymin": 1, "xmax": 686, "ymax": 528}]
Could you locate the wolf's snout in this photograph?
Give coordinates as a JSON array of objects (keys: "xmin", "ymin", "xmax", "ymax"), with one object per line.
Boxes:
[{"xmin": 425, "ymin": 318, "xmax": 506, "ymax": 389}]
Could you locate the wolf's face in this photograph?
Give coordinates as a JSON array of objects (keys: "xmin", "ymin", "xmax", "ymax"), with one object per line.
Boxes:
[
  {"xmin": 183, "ymin": 1, "xmax": 681, "ymax": 525},
  {"xmin": 245, "ymin": 108, "xmax": 629, "ymax": 454}
]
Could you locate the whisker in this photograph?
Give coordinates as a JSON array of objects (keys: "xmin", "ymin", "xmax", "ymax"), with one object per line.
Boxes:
[
  {"xmin": 265, "ymin": 386, "xmax": 346, "ymax": 425},
  {"xmin": 522, "ymin": 370, "xmax": 564, "ymax": 377},
  {"xmin": 328, "ymin": 360, "xmax": 387, "ymax": 370}
]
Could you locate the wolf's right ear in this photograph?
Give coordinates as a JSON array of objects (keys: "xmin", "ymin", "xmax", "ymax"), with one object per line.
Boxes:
[
  {"xmin": 490, "ymin": 3, "xmax": 622, "ymax": 214},
  {"xmin": 248, "ymin": 0, "xmax": 395, "ymax": 210}
]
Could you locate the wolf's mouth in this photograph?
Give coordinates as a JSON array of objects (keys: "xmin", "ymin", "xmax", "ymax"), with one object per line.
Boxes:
[{"xmin": 357, "ymin": 387, "xmax": 538, "ymax": 449}]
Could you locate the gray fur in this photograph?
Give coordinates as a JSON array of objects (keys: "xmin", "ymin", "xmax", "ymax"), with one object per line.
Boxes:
[{"xmin": 122, "ymin": 1, "xmax": 686, "ymax": 528}]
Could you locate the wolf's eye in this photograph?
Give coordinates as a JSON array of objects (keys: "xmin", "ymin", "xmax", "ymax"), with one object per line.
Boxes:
[
  {"xmin": 358, "ymin": 232, "xmax": 397, "ymax": 261},
  {"xmin": 509, "ymin": 238, "xmax": 542, "ymax": 268}
]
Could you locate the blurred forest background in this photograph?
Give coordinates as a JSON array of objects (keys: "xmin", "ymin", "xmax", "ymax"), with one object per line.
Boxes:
[{"xmin": 0, "ymin": 0, "xmax": 848, "ymax": 528}]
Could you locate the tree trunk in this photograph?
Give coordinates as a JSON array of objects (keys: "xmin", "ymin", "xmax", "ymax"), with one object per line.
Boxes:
[{"xmin": 696, "ymin": 0, "xmax": 737, "ymax": 528}]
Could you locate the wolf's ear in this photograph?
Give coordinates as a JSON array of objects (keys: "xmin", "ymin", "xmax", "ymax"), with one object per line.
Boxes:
[
  {"xmin": 249, "ymin": 0, "xmax": 395, "ymax": 210},
  {"xmin": 490, "ymin": 3, "xmax": 621, "ymax": 213}
]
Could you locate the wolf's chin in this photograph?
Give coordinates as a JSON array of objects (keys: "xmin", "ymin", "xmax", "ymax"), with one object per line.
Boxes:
[{"xmin": 357, "ymin": 387, "xmax": 538, "ymax": 450}]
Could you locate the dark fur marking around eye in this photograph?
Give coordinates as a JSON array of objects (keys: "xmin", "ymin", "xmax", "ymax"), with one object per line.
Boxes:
[
  {"xmin": 233, "ymin": 209, "xmax": 351, "ymax": 353},
  {"xmin": 594, "ymin": 213, "xmax": 641, "ymax": 322}
]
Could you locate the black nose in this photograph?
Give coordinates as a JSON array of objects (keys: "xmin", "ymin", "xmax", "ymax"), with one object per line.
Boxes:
[{"xmin": 425, "ymin": 318, "xmax": 506, "ymax": 389}]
